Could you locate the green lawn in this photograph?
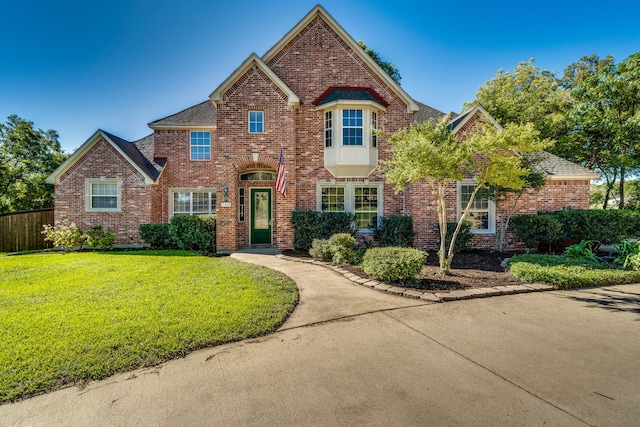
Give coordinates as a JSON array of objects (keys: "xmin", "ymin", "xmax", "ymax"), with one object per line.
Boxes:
[{"xmin": 0, "ymin": 251, "xmax": 298, "ymax": 402}]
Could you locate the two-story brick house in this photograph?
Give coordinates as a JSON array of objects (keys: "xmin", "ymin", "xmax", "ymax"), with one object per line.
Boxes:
[{"xmin": 46, "ymin": 5, "xmax": 598, "ymax": 251}]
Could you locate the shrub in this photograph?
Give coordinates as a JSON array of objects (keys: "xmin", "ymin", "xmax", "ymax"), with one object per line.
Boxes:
[
  {"xmin": 84, "ymin": 226, "xmax": 115, "ymax": 251},
  {"xmin": 563, "ymin": 240, "xmax": 599, "ymax": 263},
  {"xmin": 508, "ymin": 253, "xmax": 640, "ymax": 289},
  {"xmin": 376, "ymin": 216, "xmax": 415, "ymax": 247},
  {"xmin": 443, "ymin": 221, "xmax": 473, "ymax": 253},
  {"xmin": 169, "ymin": 215, "xmax": 216, "ymax": 254},
  {"xmin": 362, "ymin": 247, "xmax": 426, "ymax": 284},
  {"xmin": 42, "ymin": 220, "xmax": 85, "ymax": 252},
  {"xmin": 328, "ymin": 233, "xmax": 357, "ymax": 264},
  {"xmin": 309, "ymin": 238, "xmax": 332, "ymax": 261},
  {"xmin": 612, "ymin": 240, "xmax": 640, "ymax": 269},
  {"xmin": 511, "ymin": 214, "xmax": 563, "ymax": 251},
  {"xmin": 309, "ymin": 233, "xmax": 359, "ymax": 264},
  {"xmin": 139, "ymin": 224, "xmax": 179, "ymax": 249},
  {"xmin": 291, "ymin": 211, "xmax": 355, "ymax": 251},
  {"xmin": 552, "ymin": 209, "xmax": 640, "ymax": 246}
]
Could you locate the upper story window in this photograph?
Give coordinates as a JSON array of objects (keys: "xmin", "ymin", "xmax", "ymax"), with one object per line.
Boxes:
[
  {"xmin": 324, "ymin": 111, "xmax": 333, "ymax": 148},
  {"xmin": 86, "ymin": 179, "xmax": 120, "ymax": 212},
  {"xmin": 458, "ymin": 182, "xmax": 495, "ymax": 233},
  {"xmin": 190, "ymin": 131, "xmax": 211, "ymax": 161},
  {"xmin": 342, "ymin": 109, "xmax": 363, "ymax": 146},
  {"xmin": 249, "ymin": 111, "xmax": 264, "ymax": 133}
]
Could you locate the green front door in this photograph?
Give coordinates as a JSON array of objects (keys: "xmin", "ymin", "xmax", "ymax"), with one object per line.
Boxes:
[{"xmin": 251, "ymin": 189, "xmax": 272, "ymax": 244}]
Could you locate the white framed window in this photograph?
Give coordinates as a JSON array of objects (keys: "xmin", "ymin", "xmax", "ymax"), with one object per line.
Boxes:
[
  {"xmin": 85, "ymin": 179, "xmax": 121, "ymax": 212},
  {"xmin": 249, "ymin": 111, "xmax": 264, "ymax": 133},
  {"xmin": 342, "ymin": 109, "xmax": 363, "ymax": 146},
  {"xmin": 458, "ymin": 181, "xmax": 495, "ymax": 233},
  {"xmin": 371, "ymin": 111, "xmax": 378, "ymax": 148},
  {"xmin": 190, "ymin": 131, "xmax": 211, "ymax": 161},
  {"xmin": 238, "ymin": 187, "xmax": 246, "ymax": 222},
  {"xmin": 317, "ymin": 182, "xmax": 382, "ymax": 231},
  {"xmin": 324, "ymin": 111, "xmax": 333, "ymax": 148},
  {"xmin": 171, "ymin": 190, "xmax": 216, "ymax": 216}
]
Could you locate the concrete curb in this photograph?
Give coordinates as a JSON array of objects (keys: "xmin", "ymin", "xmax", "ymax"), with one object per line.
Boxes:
[{"xmin": 276, "ymin": 254, "xmax": 558, "ymax": 303}]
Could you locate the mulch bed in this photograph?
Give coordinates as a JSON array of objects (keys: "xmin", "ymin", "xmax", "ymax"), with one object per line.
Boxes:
[{"xmin": 282, "ymin": 249, "xmax": 523, "ymax": 292}]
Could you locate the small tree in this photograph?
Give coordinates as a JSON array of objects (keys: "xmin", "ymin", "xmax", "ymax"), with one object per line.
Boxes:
[
  {"xmin": 490, "ymin": 152, "xmax": 547, "ymax": 251},
  {"xmin": 384, "ymin": 114, "xmax": 547, "ymax": 275}
]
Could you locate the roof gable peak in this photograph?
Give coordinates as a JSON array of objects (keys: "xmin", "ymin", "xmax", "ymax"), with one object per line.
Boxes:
[{"xmin": 209, "ymin": 53, "xmax": 299, "ymax": 110}]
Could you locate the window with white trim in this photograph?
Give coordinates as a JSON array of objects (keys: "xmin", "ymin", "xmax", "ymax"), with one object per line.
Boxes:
[
  {"xmin": 318, "ymin": 183, "xmax": 382, "ymax": 231},
  {"xmin": 342, "ymin": 109, "xmax": 363, "ymax": 146},
  {"xmin": 458, "ymin": 182, "xmax": 495, "ymax": 233},
  {"xmin": 324, "ymin": 111, "xmax": 333, "ymax": 148},
  {"xmin": 190, "ymin": 131, "xmax": 211, "ymax": 161},
  {"xmin": 249, "ymin": 111, "xmax": 264, "ymax": 133},
  {"xmin": 172, "ymin": 190, "xmax": 216, "ymax": 216},
  {"xmin": 86, "ymin": 179, "xmax": 120, "ymax": 211},
  {"xmin": 371, "ymin": 111, "xmax": 378, "ymax": 148}
]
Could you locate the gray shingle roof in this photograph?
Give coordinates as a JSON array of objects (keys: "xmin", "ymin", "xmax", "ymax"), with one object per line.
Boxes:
[
  {"xmin": 149, "ymin": 101, "xmax": 217, "ymax": 128},
  {"xmin": 102, "ymin": 131, "xmax": 163, "ymax": 181},
  {"xmin": 314, "ymin": 88, "xmax": 389, "ymax": 107},
  {"xmin": 536, "ymin": 151, "xmax": 599, "ymax": 179},
  {"xmin": 413, "ymin": 101, "xmax": 447, "ymax": 124}
]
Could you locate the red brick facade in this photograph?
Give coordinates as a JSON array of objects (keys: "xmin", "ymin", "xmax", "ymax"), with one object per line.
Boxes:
[{"xmin": 49, "ymin": 6, "xmax": 595, "ymax": 251}]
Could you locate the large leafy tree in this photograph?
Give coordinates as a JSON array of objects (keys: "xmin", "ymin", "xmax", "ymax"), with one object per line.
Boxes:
[
  {"xmin": 358, "ymin": 41, "xmax": 401, "ymax": 86},
  {"xmin": 384, "ymin": 116, "xmax": 546, "ymax": 274},
  {"xmin": 0, "ymin": 115, "xmax": 68, "ymax": 213},
  {"xmin": 560, "ymin": 53, "xmax": 640, "ymax": 208},
  {"xmin": 468, "ymin": 59, "xmax": 571, "ymax": 142}
]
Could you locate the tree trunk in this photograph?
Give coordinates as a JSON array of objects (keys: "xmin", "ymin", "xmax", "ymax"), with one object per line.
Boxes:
[
  {"xmin": 445, "ymin": 185, "xmax": 482, "ymax": 272},
  {"xmin": 619, "ymin": 161, "xmax": 626, "ymax": 209}
]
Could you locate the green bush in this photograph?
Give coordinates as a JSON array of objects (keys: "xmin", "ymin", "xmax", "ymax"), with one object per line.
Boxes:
[
  {"xmin": 328, "ymin": 233, "xmax": 357, "ymax": 264},
  {"xmin": 508, "ymin": 254, "xmax": 640, "ymax": 289},
  {"xmin": 309, "ymin": 233, "xmax": 359, "ymax": 264},
  {"xmin": 511, "ymin": 214, "xmax": 563, "ymax": 251},
  {"xmin": 442, "ymin": 221, "xmax": 473, "ymax": 253},
  {"xmin": 375, "ymin": 216, "xmax": 415, "ymax": 247},
  {"xmin": 291, "ymin": 211, "xmax": 355, "ymax": 251},
  {"xmin": 612, "ymin": 240, "xmax": 640, "ymax": 269},
  {"xmin": 42, "ymin": 220, "xmax": 86, "ymax": 252},
  {"xmin": 309, "ymin": 238, "xmax": 332, "ymax": 261},
  {"xmin": 563, "ymin": 240, "xmax": 599, "ymax": 263},
  {"xmin": 84, "ymin": 226, "xmax": 115, "ymax": 251},
  {"xmin": 139, "ymin": 224, "xmax": 179, "ymax": 249},
  {"xmin": 362, "ymin": 247, "xmax": 426, "ymax": 284},
  {"xmin": 551, "ymin": 209, "xmax": 640, "ymax": 246},
  {"xmin": 169, "ymin": 215, "xmax": 216, "ymax": 254}
]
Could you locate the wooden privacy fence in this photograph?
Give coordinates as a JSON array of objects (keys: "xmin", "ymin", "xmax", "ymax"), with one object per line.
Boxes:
[{"xmin": 0, "ymin": 208, "xmax": 54, "ymax": 252}]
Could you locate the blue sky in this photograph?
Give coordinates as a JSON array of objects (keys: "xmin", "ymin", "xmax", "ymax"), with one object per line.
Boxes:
[{"xmin": 2, "ymin": 0, "xmax": 639, "ymax": 153}]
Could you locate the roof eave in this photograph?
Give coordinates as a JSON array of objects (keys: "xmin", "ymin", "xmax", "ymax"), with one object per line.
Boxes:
[{"xmin": 46, "ymin": 130, "xmax": 156, "ymax": 185}]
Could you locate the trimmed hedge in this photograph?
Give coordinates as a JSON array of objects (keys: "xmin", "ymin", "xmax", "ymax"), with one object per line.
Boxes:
[
  {"xmin": 362, "ymin": 247, "xmax": 426, "ymax": 284},
  {"xmin": 511, "ymin": 210, "xmax": 640, "ymax": 251},
  {"xmin": 291, "ymin": 211, "xmax": 355, "ymax": 251},
  {"xmin": 309, "ymin": 233, "xmax": 359, "ymax": 264},
  {"xmin": 169, "ymin": 215, "xmax": 217, "ymax": 254},
  {"xmin": 509, "ymin": 254, "xmax": 640, "ymax": 289},
  {"xmin": 375, "ymin": 216, "xmax": 415, "ymax": 247},
  {"xmin": 139, "ymin": 223, "xmax": 179, "ymax": 250}
]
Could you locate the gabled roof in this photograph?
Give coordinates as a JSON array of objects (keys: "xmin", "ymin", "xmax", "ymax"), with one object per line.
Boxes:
[
  {"xmin": 46, "ymin": 130, "xmax": 161, "ymax": 185},
  {"xmin": 149, "ymin": 101, "xmax": 217, "ymax": 130},
  {"xmin": 209, "ymin": 53, "xmax": 300, "ymax": 110},
  {"xmin": 261, "ymin": 4, "xmax": 419, "ymax": 114},
  {"xmin": 448, "ymin": 103, "xmax": 502, "ymax": 134},
  {"xmin": 314, "ymin": 87, "xmax": 390, "ymax": 108},
  {"xmin": 536, "ymin": 151, "xmax": 600, "ymax": 180}
]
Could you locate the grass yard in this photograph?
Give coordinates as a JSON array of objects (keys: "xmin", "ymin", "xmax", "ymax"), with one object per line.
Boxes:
[{"xmin": 0, "ymin": 251, "xmax": 298, "ymax": 402}]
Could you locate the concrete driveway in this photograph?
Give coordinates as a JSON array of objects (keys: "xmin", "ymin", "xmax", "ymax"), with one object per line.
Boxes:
[{"xmin": 2, "ymin": 253, "xmax": 639, "ymax": 426}]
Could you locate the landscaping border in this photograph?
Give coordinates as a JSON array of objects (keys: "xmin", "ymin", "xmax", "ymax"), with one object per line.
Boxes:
[{"xmin": 276, "ymin": 254, "xmax": 557, "ymax": 302}]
